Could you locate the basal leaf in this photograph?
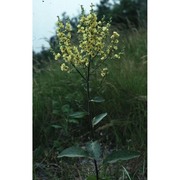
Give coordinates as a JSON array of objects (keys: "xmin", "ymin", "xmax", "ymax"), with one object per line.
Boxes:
[
  {"xmin": 86, "ymin": 141, "xmax": 101, "ymax": 160},
  {"xmin": 92, "ymin": 113, "xmax": 107, "ymax": 127},
  {"xmin": 69, "ymin": 111, "xmax": 88, "ymax": 119},
  {"xmin": 58, "ymin": 146, "xmax": 88, "ymax": 158},
  {"xmin": 104, "ymin": 150, "xmax": 140, "ymax": 164}
]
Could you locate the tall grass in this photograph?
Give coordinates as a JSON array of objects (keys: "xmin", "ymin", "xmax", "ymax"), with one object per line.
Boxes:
[{"xmin": 33, "ymin": 28, "xmax": 147, "ymax": 179}]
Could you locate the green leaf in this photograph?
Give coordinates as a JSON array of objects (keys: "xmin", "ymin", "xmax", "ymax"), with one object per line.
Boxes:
[
  {"xmin": 90, "ymin": 96, "xmax": 105, "ymax": 103},
  {"xmin": 58, "ymin": 146, "xmax": 88, "ymax": 158},
  {"xmin": 104, "ymin": 150, "xmax": 140, "ymax": 164},
  {"xmin": 86, "ymin": 141, "xmax": 101, "ymax": 160},
  {"xmin": 92, "ymin": 113, "xmax": 107, "ymax": 127},
  {"xmin": 69, "ymin": 111, "xmax": 88, "ymax": 119},
  {"xmin": 51, "ymin": 125, "xmax": 61, "ymax": 129}
]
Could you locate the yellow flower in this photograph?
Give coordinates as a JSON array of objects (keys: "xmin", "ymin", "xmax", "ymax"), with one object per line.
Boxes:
[
  {"xmin": 85, "ymin": 61, "xmax": 89, "ymax": 67},
  {"xmin": 102, "ymin": 27, "xmax": 107, "ymax": 31},
  {"xmin": 65, "ymin": 22, "xmax": 72, "ymax": 31},
  {"xmin": 83, "ymin": 34, "xmax": 87, "ymax": 40},
  {"xmin": 101, "ymin": 68, "xmax": 108, "ymax": 77},
  {"xmin": 54, "ymin": 4, "xmax": 122, "ymax": 74},
  {"xmin": 101, "ymin": 72, "xmax": 106, "ymax": 77},
  {"xmin": 87, "ymin": 14, "xmax": 92, "ymax": 20},
  {"xmin": 114, "ymin": 54, "xmax": 121, "ymax": 59},
  {"xmin": 60, "ymin": 63, "xmax": 69, "ymax": 72},
  {"xmin": 115, "ymin": 39, "xmax": 119, "ymax": 44},
  {"xmin": 67, "ymin": 32, "xmax": 71, "ymax": 39},
  {"xmin": 113, "ymin": 46, "xmax": 118, "ymax": 50},
  {"xmin": 55, "ymin": 53, "xmax": 61, "ymax": 60},
  {"xmin": 113, "ymin": 31, "xmax": 120, "ymax": 37}
]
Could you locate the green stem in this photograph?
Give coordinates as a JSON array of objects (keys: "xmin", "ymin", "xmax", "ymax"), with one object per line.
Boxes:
[
  {"xmin": 94, "ymin": 159, "xmax": 99, "ymax": 180},
  {"xmin": 86, "ymin": 60, "xmax": 94, "ymax": 139},
  {"xmin": 86, "ymin": 59, "xmax": 99, "ymax": 180}
]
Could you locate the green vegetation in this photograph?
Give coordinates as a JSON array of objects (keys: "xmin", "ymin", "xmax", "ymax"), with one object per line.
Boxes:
[{"xmin": 33, "ymin": 1, "xmax": 147, "ymax": 179}]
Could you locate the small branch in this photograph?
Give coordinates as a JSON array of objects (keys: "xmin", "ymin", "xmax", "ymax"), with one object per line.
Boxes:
[
  {"xmin": 91, "ymin": 50, "xmax": 113, "ymax": 74},
  {"xmin": 71, "ymin": 62, "xmax": 87, "ymax": 81}
]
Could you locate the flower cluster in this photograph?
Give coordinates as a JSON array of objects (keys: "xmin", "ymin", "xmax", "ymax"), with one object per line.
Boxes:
[
  {"xmin": 101, "ymin": 68, "xmax": 108, "ymax": 77},
  {"xmin": 53, "ymin": 4, "xmax": 122, "ymax": 76}
]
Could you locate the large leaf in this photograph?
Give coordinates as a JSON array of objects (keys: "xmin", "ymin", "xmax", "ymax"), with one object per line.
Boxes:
[
  {"xmin": 90, "ymin": 96, "xmax": 105, "ymax": 103},
  {"xmin": 86, "ymin": 141, "xmax": 101, "ymax": 160},
  {"xmin": 58, "ymin": 146, "xmax": 88, "ymax": 158},
  {"xmin": 69, "ymin": 111, "xmax": 88, "ymax": 119},
  {"xmin": 104, "ymin": 150, "xmax": 140, "ymax": 164},
  {"xmin": 92, "ymin": 113, "xmax": 107, "ymax": 127}
]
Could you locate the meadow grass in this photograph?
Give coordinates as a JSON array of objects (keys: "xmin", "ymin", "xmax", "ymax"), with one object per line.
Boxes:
[{"xmin": 33, "ymin": 28, "xmax": 147, "ymax": 179}]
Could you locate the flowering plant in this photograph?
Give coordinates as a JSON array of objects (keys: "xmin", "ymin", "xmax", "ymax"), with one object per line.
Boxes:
[{"xmin": 51, "ymin": 4, "xmax": 139, "ymax": 179}]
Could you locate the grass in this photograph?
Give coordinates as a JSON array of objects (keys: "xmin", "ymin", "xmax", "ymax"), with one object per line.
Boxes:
[{"xmin": 33, "ymin": 28, "xmax": 147, "ymax": 179}]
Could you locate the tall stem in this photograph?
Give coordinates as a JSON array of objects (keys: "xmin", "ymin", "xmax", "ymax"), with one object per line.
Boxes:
[
  {"xmin": 87, "ymin": 61, "xmax": 94, "ymax": 139},
  {"xmin": 86, "ymin": 60, "xmax": 99, "ymax": 180}
]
